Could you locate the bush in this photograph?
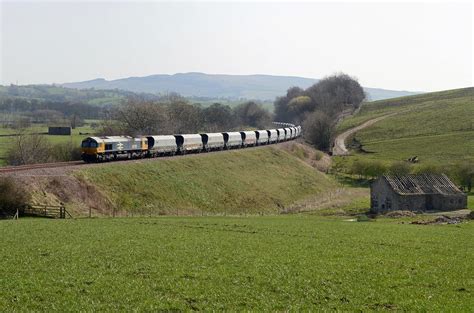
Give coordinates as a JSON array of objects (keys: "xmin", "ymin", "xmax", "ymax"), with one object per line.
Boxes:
[
  {"xmin": 389, "ymin": 161, "xmax": 412, "ymax": 176},
  {"xmin": 412, "ymin": 163, "xmax": 442, "ymax": 175},
  {"xmin": 365, "ymin": 160, "xmax": 387, "ymax": 178},
  {"xmin": 349, "ymin": 159, "xmax": 387, "ymax": 179},
  {"xmin": 0, "ymin": 177, "xmax": 30, "ymax": 217},
  {"xmin": 453, "ymin": 161, "xmax": 474, "ymax": 192},
  {"xmin": 51, "ymin": 142, "xmax": 82, "ymax": 162},
  {"xmin": 313, "ymin": 150, "xmax": 324, "ymax": 161},
  {"xmin": 357, "ymin": 214, "xmax": 371, "ymax": 222}
]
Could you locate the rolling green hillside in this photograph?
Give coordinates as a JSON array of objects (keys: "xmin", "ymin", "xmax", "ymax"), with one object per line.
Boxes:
[{"xmin": 338, "ymin": 87, "xmax": 474, "ymax": 165}]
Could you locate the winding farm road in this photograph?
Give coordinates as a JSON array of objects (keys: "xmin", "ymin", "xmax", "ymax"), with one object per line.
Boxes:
[{"xmin": 332, "ymin": 113, "xmax": 399, "ymax": 156}]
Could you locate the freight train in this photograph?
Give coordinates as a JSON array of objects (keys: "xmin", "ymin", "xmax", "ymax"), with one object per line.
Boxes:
[{"xmin": 81, "ymin": 125, "xmax": 301, "ymax": 162}]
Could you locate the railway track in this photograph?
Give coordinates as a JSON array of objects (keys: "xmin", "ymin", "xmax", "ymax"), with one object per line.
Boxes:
[{"xmin": 0, "ymin": 161, "xmax": 84, "ymax": 173}]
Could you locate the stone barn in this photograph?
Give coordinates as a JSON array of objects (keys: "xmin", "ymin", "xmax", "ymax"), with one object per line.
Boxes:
[{"xmin": 370, "ymin": 174, "xmax": 467, "ymax": 213}]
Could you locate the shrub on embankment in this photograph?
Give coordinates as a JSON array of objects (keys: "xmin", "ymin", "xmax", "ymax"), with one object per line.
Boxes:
[
  {"xmin": 75, "ymin": 147, "xmax": 335, "ymax": 216},
  {"xmin": 0, "ymin": 177, "xmax": 30, "ymax": 217}
]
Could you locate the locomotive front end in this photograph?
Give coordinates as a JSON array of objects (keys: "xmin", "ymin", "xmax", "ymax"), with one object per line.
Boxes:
[{"xmin": 81, "ymin": 137, "xmax": 103, "ymax": 162}]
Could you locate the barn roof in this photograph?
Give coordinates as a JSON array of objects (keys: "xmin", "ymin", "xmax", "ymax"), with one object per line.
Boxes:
[{"xmin": 382, "ymin": 174, "xmax": 464, "ymax": 195}]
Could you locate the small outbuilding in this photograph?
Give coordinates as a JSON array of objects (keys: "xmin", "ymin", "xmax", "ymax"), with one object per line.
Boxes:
[
  {"xmin": 48, "ymin": 126, "xmax": 71, "ymax": 135},
  {"xmin": 370, "ymin": 174, "xmax": 467, "ymax": 213}
]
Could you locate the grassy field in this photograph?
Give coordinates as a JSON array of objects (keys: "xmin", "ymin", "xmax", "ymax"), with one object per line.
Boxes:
[
  {"xmin": 0, "ymin": 123, "xmax": 95, "ymax": 166},
  {"xmin": 337, "ymin": 87, "xmax": 474, "ymax": 165},
  {"xmin": 75, "ymin": 146, "xmax": 335, "ymax": 216},
  {"xmin": 0, "ymin": 216, "xmax": 472, "ymax": 311}
]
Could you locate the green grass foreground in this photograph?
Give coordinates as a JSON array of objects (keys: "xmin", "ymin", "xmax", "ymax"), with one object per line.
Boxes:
[{"xmin": 0, "ymin": 216, "xmax": 472, "ymax": 311}]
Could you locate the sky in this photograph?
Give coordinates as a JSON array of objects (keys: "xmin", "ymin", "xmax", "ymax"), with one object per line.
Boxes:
[{"xmin": 0, "ymin": 1, "xmax": 472, "ymax": 92}]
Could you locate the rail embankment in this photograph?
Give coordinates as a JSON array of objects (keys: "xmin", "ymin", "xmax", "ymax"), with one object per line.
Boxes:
[{"xmin": 5, "ymin": 145, "xmax": 336, "ymax": 217}]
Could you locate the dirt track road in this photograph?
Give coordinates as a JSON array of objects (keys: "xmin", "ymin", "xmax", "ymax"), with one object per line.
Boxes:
[{"xmin": 332, "ymin": 113, "xmax": 398, "ymax": 156}]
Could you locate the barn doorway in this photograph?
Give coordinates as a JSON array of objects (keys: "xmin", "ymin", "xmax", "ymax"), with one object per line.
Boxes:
[{"xmin": 426, "ymin": 195, "xmax": 433, "ymax": 210}]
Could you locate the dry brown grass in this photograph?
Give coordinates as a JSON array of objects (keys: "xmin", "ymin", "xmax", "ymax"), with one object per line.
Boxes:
[
  {"xmin": 277, "ymin": 141, "xmax": 332, "ymax": 173},
  {"xmin": 282, "ymin": 187, "xmax": 369, "ymax": 215}
]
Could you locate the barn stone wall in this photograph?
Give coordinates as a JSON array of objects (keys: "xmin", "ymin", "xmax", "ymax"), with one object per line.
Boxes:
[
  {"xmin": 371, "ymin": 177, "xmax": 468, "ymax": 213},
  {"xmin": 370, "ymin": 179, "xmax": 401, "ymax": 213},
  {"xmin": 431, "ymin": 194, "xmax": 467, "ymax": 211}
]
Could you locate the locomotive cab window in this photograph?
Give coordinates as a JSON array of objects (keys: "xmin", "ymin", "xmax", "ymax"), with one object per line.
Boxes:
[
  {"xmin": 105, "ymin": 144, "xmax": 113, "ymax": 150},
  {"xmin": 82, "ymin": 140, "xmax": 98, "ymax": 148}
]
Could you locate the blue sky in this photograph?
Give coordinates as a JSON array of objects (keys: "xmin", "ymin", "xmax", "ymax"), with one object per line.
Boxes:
[{"xmin": 1, "ymin": 1, "xmax": 472, "ymax": 91}]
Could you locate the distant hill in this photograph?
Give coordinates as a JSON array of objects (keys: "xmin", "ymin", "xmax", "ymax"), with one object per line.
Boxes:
[
  {"xmin": 0, "ymin": 84, "xmax": 138, "ymax": 106},
  {"xmin": 62, "ymin": 72, "xmax": 420, "ymax": 101}
]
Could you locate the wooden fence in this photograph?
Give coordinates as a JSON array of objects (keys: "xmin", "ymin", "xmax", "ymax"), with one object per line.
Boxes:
[{"xmin": 22, "ymin": 205, "xmax": 73, "ymax": 219}]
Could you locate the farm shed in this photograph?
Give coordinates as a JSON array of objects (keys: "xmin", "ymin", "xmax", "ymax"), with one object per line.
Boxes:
[
  {"xmin": 48, "ymin": 126, "xmax": 71, "ymax": 135},
  {"xmin": 370, "ymin": 174, "xmax": 467, "ymax": 213}
]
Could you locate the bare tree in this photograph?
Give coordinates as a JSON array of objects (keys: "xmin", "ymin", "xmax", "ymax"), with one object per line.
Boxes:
[
  {"xmin": 202, "ymin": 103, "xmax": 236, "ymax": 132},
  {"xmin": 303, "ymin": 111, "xmax": 333, "ymax": 151},
  {"xmin": 114, "ymin": 99, "xmax": 169, "ymax": 136},
  {"xmin": 234, "ymin": 101, "xmax": 272, "ymax": 129},
  {"xmin": 6, "ymin": 132, "xmax": 53, "ymax": 165},
  {"xmin": 275, "ymin": 72, "xmax": 366, "ymax": 122},
  {"xmin": 166, "ymin": 101, "xmax": 203, "ymax": 133}
]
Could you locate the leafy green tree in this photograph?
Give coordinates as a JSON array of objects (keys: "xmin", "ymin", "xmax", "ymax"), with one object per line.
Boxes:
[{"xmin": 455, "ymin": 161, "xmax": 474, "ymax": 192}]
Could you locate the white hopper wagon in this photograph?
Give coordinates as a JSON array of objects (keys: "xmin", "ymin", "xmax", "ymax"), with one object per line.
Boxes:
[{"xmin": 223, "ymin": 132, "xmax": 243, "ymax": 149}]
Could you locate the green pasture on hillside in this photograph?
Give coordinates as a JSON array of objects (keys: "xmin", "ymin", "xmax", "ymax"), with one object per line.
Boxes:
[
  {"xmin": 0, "ymin": 216, "xmax": 472, "ymax": 311},
  {"xmin": 337, "ymin": 87, "xmax": 474, "ymax": 165}
]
